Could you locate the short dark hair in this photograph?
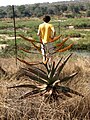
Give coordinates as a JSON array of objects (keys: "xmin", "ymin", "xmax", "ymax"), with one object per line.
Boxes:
[{"xmin": 43, "ymin": 15, "xmax": 51, "ymax": 23}]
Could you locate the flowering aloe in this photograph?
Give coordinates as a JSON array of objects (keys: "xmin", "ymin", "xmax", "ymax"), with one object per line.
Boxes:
[
  {"xmin": 19, "ymin": 34, "xmax": 73, "ymax": 55},
  {"xmin": 8, "ymin": 35, "xmax": 83, "ymax": 102},
  {"xmin": 17, "ymin": 34, "xmax": 73, "ymax": 65},
  {"xmin": 8, "ymin": 53, "xmax": 83, "ymax": 101}
]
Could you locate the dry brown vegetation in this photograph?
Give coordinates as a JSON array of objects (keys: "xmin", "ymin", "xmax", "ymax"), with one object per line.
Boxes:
[{"xmin": 0, "ymin": 53, "xmax": 90, "ymax": 120}]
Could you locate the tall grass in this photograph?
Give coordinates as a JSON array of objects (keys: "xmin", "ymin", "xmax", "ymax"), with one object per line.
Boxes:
[{"xmin": 0, "ymin": 54, "xmax": 90, "ymax": 120}]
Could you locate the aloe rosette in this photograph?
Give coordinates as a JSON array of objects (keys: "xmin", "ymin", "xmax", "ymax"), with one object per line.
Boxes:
[{"xmin": 8, "ymin": 53, "xmax": 83, "ymax": 101}]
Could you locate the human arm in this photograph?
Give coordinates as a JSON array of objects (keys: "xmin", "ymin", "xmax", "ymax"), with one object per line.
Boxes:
[
  {"xmin": 37, "ymin": 25, "xmax": 42, "ymax": 43},
  {"xmin": 37, "ymin": 25, "xmax": 41, "ymax": 36},
  {"xmin": 37, "ymin": 29, "xmax": 40, "ymax": 36},
  {"xmin": 50, "ymin": 25, "xmax": 56, "ymax": 39}
]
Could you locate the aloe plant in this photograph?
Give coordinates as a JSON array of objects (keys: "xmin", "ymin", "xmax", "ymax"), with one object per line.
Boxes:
[
  {"xmin": 8, "ymin": 35, "xmax": 83, "ymax": 102},
  {"xmin": 8, "ymin": 53, "xmax": 83, "ymax": 101}
]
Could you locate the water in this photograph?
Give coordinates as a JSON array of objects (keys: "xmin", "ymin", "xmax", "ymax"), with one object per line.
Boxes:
[{"xmin": 73, "ymin": 50, "xmax": 90, "ymax": 58}]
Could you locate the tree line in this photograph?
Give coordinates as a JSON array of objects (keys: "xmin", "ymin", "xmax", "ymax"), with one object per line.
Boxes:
[{"xmin": 0, "ymin": 1, "xmax": 90, "ymax": 18}]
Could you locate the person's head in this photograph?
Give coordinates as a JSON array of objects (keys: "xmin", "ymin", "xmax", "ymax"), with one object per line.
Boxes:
[{"xmin": 43, "ymin": 15, "xmax": 51, "ymax": 23}]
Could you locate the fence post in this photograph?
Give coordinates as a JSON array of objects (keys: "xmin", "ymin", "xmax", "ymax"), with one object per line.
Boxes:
[{"xmin": 12, "ymin": 5, "xmax": 17, "ymax": 66}]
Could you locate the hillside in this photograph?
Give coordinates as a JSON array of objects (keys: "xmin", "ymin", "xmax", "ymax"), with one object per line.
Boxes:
[{"xmin": 0, "ymin": 0, "xmax": 90, "ymax": 18}]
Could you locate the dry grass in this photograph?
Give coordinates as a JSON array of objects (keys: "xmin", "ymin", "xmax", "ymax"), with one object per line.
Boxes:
[{"xmin": 0, "ymin": 54, "xmax": 90, "ymax": 120}]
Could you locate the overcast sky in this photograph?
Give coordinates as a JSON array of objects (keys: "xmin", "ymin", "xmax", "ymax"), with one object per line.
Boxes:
[{"xmin": 0, "ymin": 0, "xmax": 71, "ymax": 6}]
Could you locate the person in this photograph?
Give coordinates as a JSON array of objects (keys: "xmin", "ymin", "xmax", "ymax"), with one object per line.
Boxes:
[{"xmin": 37, "ymin": 15, "xmax": 56, "ymax": 64}]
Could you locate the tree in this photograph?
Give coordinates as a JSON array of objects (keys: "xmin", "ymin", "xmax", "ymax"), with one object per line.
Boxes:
[
  {"xmin": 69, "ymin": 5, "xmax": 80, "ymax": 14},
  {"xmin": 60, "ymin": 4, "xmax": 68, "ymax": 12},
  {"xmin": 6, "ymin": 5, "xmax": 13, "ymax": 18},
  {"xmin": 86, "ymin": 10, "xmax": 90, "ymax": 17},
  {"xmin": 54, "ymin": 5, "xmax": 61, "ymax": 15},
  {"xmin": 17, "ymin": 5, "xmax": 26, "ymax": 17},
  {"xmin": 0, "ymin": 9, "xmax": 7, "ymax": 18},
  {"xmin": 47, "ymin": 6, "xmax": 55, "ymax": 15}
]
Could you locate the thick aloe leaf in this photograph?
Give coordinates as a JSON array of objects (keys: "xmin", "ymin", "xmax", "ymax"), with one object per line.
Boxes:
[
  {"xmin": 32, "ymin": 66, "xmax": 47, "ymax": 75},
  {"xmin": 54, "ymin": 53, "xmax": 73, "ymax": 79},
  {"xmin": 68, "ymin": 88, "xmax": 84, "ymax": 97},
  {"xmin": 28, "ymin": 67, "xmax": 47, "ymax": 75},
  {"xmin": 24, "ymin": 70, "xmax": 48, "ymax": 84},
  {"xmin": 49, "ymin": 61, "xmax": 55, "ymax": 78},
  {"xmin": 52, "ymin": 80, "xmax": 60, "ymax": 86},
  {"xmin": 28, "ymin": 67, "xmax": 49, "ymax": 81},
  {"xmin": 8, "ymin": 84, "xmax": 38, "ymax": 89},
  {"xmin": 17, "ymin": 68, "xmax": 47, "ymax": 84},
  {"xmin": 63, "ymin": 92, "xmax": 72, "ymax": 97},
  {"xmin": 47, "ymin": 58, "xmax": 63, "ymax": 85},
  {"xmin": 43, "ymin": 62, "xmax": 50, "ymax": 73},
  {"xmin": 19, "ymin": 89, "xmax": 40, "ymax": 99},
  {"xmin": 19, "ymin": 88, "xmax": 46, "ymax": 99},
  {"xmin": 60, "ymin": 72, "xmax": 78, "ymax": 83},
  {"xmin": 57, "ymin": 86, "xmax": 84, "ymax": 97},
  {"xmin": 54, "ymin": 57, "xmax": 63, "ymax": 73}
]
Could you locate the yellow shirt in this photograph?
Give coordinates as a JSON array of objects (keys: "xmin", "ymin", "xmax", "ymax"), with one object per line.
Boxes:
[{"xmin": 38, "ymin": 22, "xmax": 55, "ymax": 44}]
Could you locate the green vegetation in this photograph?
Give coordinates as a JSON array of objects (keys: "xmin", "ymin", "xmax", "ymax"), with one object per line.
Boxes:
[
  {"xmin": 0, "ymin": 0, "xmax": 90, "ymax": 57},
  {"xmin": 0, "ymin": 0, "xmax": 90, "ymax": 18},
  {"xmin": 0, "ymin": 17, "xmax": 89, "ymax": 58}
]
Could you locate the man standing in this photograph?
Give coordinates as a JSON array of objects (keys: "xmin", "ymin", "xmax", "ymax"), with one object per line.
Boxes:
[{"xmin": 37, "ymin": 15, "xmax": 56, "ymax": 64}]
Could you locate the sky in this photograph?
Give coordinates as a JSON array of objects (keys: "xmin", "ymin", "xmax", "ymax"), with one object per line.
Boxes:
[{"xmin": 0, "ymin": 0, "xmax": 71, "ymax": 6}]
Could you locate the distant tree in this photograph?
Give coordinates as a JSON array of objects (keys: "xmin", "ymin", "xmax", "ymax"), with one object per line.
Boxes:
[
  {"xmin": 47, "ymin": 6, "xmax": 55, "ymax": 15},
  {"xmin": 0, "ymin": 9, "xmax": 7, "ymax": 18},
  {"xmin": 68, "ymin": 4, "xmax": 81, "ymax": 17},
  {"xmin": 0, "ymin": 1, "xmax": 89, "ymax": 19},
  {"xmin": 86, "ymin": 3, "xmax": 90, "ymax": 10},
  {"xmin": 6, "ymin": 5, "xmax": 13, "ymax": 18},
  {"xmin": 17, "ymin": 5, "xmax": 26, "ymax": 17},
  {"xmin": 54, "ymin": 5, "xmax": 61, "ymax": 15},
  {"xmin": 41, "ymin": 6, "xmax": 47, "ymax": 15},
  {"xmin": 36, "ymin": 6, "xmax": 47, "ymax": 17},
  {"xmin": 24, "ymin": 8, "xmax": 32, "ymax": 17},
  {"xmin": 86, "ymin": 10, "xmax": 90, "ymax": 17},
  {"xmin": 33, "ymin": 7, "xmax": 41, "ymax": 17},
  {"xmin": 79, "ymin": 4, "xmax": 86, "ymax": 11},
  {"xmin": 60, "ymin": 4, "xmax": 68, "ymax": 12}
]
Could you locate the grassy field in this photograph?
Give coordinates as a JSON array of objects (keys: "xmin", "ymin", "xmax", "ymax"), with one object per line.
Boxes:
[{"xmin": 0, "ymin": 17, "xmax": 90, "ymax": 57}]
